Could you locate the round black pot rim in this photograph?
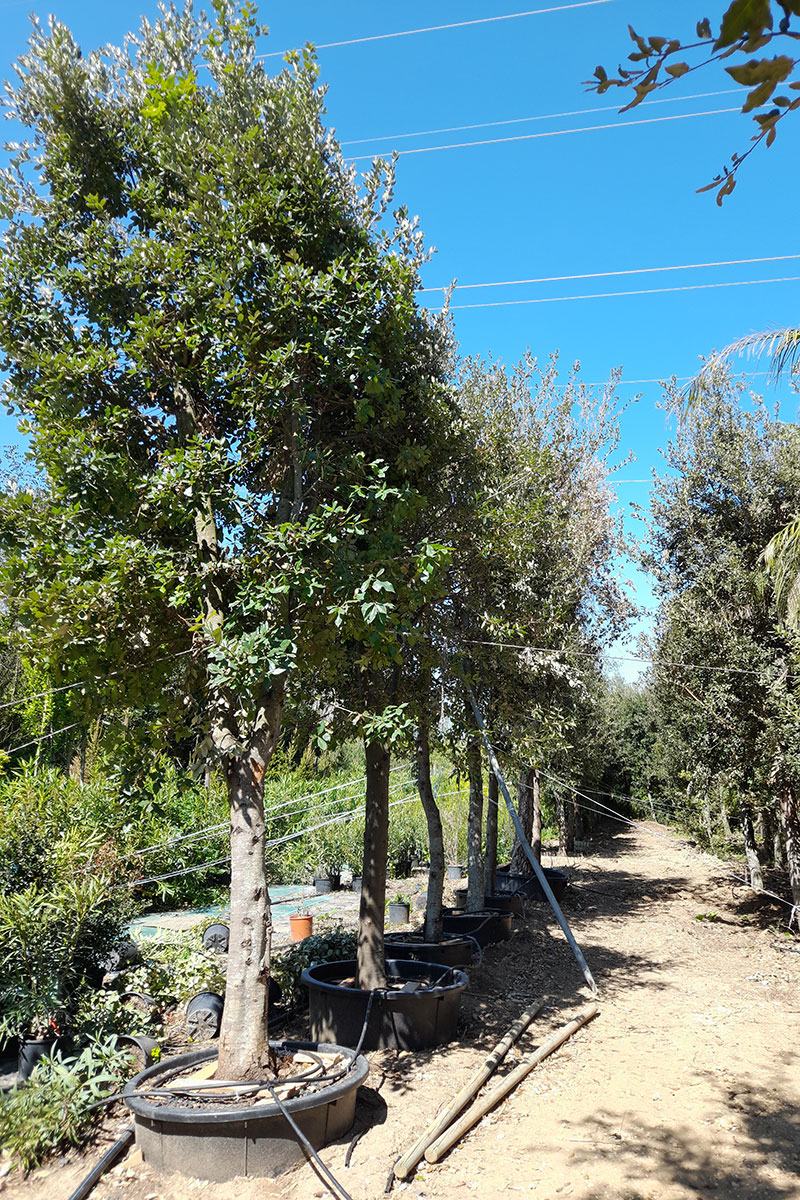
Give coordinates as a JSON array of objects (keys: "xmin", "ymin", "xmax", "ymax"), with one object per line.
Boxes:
[
  {"xmin": 384, "ymin": 932, "xmax": 473, "ymax": 948},
  {"xmin": 123, "ymin": 1040, "xmax": 368, "ymax": 1126},
  {"xmin": 300, "ymin": 958, "xmax": 468, "ymax": 1002}
]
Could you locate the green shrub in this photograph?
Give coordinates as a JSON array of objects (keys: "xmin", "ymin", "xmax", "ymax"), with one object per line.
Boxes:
[
  {"xmin": 272, "ymin": 923, "xmax": 358, "ymax": 1008},
  {"xmin": 125, "ymin": 930, "xmax": 226, "ymax": 1006},
  {"xmin": 388, "ymin": 800, "xmax": 428, "ymax": 876},
  {"xmin": 0, "ymin": 876, "xmax": 133, "ymax": 1039},
  {"xmin": 0, "ymin": 1038, "xmax": 136, "ymax": 1171}
]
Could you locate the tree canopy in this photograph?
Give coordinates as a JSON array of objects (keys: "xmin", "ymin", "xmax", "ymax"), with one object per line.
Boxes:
[
  {"xmin": 587, "ymin": 1, "xmax": 800, "ymax": 202},
  {"xmin": 0, "ymin": 0, "xmax": 463, "ymax": 1075}
]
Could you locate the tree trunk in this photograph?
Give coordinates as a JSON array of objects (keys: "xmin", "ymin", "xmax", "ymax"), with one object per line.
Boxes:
[
  {"xmin": 484, "ymin": 770, "xmax": 499, "ymax": 894},
  {"xmin": 557, "ymin": 792, "xmax": 568, "ymax": 856},
  {"xmin": 417, "ymin": 719, "xmax": 444, "ymax": 943},
  {"xmin": 780, "ymin": 784, "xmax": 800, "ymax": 907},
  {"xmin": 565, "ymin": 797, "xmax": 576, "ymax": 855},
  {"xmin": 531, "ymin": 769, "xmax": 542, "ymax": 864},
  {"xmin": 466, "ymin": 740, "xmax": 484, "ymax": 911},
  {"xmin": 357, "ymin": 736, "xmax": 390, "ymax": 989},
  {"xmin": 741, "ymin": 801, "xmax": 764, "ymax": 892},
  {"xmin": 217, "ymin": 750, "xmax": 273, "ymax": 1079},
  {"xmin": 511, "ymin": 766, "xmax": 535, "ymax": 876},
  {"xmin": 772, "ymin": 801, "xmax": 786, "ymax": 868},
  {"xmin": 719, "ymin": 788, "xmax": 732, "ymax": 839}
]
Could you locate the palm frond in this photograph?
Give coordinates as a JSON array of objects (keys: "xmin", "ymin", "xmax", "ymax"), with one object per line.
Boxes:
[
  {"xmin": 763, "ymin": 516, "xmax": 800, "ymax": 628},
  {"xmin": 683, "ymin": 324, "xmax": 800, "ymax": 410}
]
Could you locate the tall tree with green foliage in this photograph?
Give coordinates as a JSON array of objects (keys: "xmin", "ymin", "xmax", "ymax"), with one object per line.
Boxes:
[
  {"xmin": 0, "ymin": 2, "xmax": 458, "ymax": 1076},
  {"xmin": 647, "ymin": 376, "xmax": 800, "ymax": 903}
]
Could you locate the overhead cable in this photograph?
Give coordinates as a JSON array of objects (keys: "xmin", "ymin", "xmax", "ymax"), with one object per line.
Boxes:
[
  {"xmin": 343, "ymin": 88, "xmax": 740, "ymax": 147},
  {"xmin": 349, "ymin": 106, "xmax": 739, "ymax": 162},
  {"xmin": 0, "ymin": 647, "xmax": 196, "ymax": 716},
  {"xmin": 255, "ymin": 1, "xmax": 613, "ymax": 59},
  {"xmin": 122, "ymin": 765, "xmax": 411, "ymax": 862},
  {"xmin": 552, "ymin": 371, "xmax": 768, "ymax": 388},
  {"xmin": 543, "ymin": 769, "xmax": 798, "ymax": 914},
  {"xmin": 121, "ymin": 790, "xmax": 421, "ymax": 889},
  {"xmin": 458, "ymin": 637, "xmax": 799, "ymax": 680},
  {"xmin": 433, "ymin": 274, "xmax": 800, "ymax": 311},
  {"xmin": 418, "ymin": 254, "xmax": 800, "ymax": 294},
  {"xmin": 7, "ymin": 721, "xmax": 81, "ymax": 755}
]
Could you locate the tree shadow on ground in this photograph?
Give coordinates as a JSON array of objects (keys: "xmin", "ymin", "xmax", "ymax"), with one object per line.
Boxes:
[
  {"xmin": 555, "ymin": 819, "xmax": 797, "ymax": 936},
  {"xmin": 566, "ymin": 1078, "xmax": 800, "ymax": 1199}
]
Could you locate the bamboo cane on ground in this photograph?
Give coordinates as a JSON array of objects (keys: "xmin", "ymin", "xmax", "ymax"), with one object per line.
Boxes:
[
  {"xmin": 393, "ymin": 999, "xmax": 544, "ymax": 1181},
  {"xmin": 425, "ymin": 1003, "xmax": 600, "ymax": 1164}
]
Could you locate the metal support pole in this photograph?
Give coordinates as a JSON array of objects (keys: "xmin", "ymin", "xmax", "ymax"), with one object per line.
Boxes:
[{"xmin": 464, "ymin": 681, "xmax": 598, "ymax": 995}]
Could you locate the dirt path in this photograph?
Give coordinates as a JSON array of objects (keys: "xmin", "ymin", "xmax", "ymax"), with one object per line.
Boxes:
[{"xmin": 5, "ymin": 821, "xmax": 799, "ymax": 1200}]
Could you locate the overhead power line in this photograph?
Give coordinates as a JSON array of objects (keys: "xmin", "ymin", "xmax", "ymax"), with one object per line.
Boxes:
[
  {"xmin": 342, "ymin": 88, "xmax": 740, "ymax": 147},
  {"xmin": 255, "ymin": 1, "xmax": 613, "ymax": 59},
  {"xmin": 419, "ymin": 254, "xmax": 800, "ymax": 295},
  {"xmin": 349, "ymin": 106, "xmax": 739, "ymax": 162},
  {"xmin": 433, "ymin": 274, "xmax": 800, "ymax": 311},
  {"xmin": 552, "ymin": 371, "xmax": 768, "ymax": 388},
  {"xmin": 459, "ymin": 637, "xmax": 799, "ymax": 680}
]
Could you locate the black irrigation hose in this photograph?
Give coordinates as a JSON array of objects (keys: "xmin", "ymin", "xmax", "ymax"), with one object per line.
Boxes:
[
  {"xmin": 261, "ymin": 1079, "xmax": 356, "ymax": 1200},
  {"xmin": 65, "ymin": 1124, "xmax": 135, "ymax": 1200}
]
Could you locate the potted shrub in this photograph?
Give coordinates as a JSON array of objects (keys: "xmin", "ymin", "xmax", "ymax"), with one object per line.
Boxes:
[
  {"xmin": 0, "ymin": 876, "xmax": 131, "ymax": 1079},
  {"xmin": 311, "ymin": 820, "xmax": 349, "ymax": 892}
]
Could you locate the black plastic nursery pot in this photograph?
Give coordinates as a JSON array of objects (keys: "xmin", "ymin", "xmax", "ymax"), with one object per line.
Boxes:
[
  {"xmin": 453, "ymin": 890, "xmax": 524, "ymax": 916},
  {"xmin": 17, "ymin": 1036, "xmax": 57, "ymax": 1081},
  {"xmin": 494, "ymin": 867, "xmax": 569, "ymax": 902},
  {"xmin": 123, "ymin": 1040, "xmax": 368, "ymax": 1182},
  {"xmin": 302, "ymin": 958, "xmax": 468, "ymax": 1052},
  {"xmin": 202, "ymin": 923, "xmax": 230, "ymax": 953},
  {"xmin": 441, "ymin": 908, "xmax": 512, "ymax": 946},
  {"xmin": 383, "ymin": 933, "xmax": 474, "ymax": 967}
]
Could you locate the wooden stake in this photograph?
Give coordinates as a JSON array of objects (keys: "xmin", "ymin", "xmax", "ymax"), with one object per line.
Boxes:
[
  {"xmin": 425, "ymin": 1003, "xmax": 600, "ymax": 1164},
  {"xmin": 393, "ymin": 999, "xmax": 544, "ymax": 1180}
]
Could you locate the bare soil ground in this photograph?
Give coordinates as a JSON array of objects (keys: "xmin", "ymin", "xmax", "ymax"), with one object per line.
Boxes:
[{"xmin": 3, "ymin": 820, "xmax": 799, "ymax": 1200}]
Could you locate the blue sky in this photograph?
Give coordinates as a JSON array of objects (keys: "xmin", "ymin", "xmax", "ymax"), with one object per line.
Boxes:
[{"xmin": 2, "ymin": 0, "xmax": 798, "ymax": 679}]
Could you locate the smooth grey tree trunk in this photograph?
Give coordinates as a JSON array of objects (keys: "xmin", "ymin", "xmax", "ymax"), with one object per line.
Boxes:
[
  {"xmin": 217, "ymin": 749, "xmax": 273, "ymax": 1079},
  {"xmin": 557, "ymin": 793, "xmax": 568, "ymax": 856},
  {"xmin": 417, "ymin": 720, "xmax": 444, "ymax": 943},
  {"xmin": 484, "ymin": 770, "xmax": 499, "ymax": 894},
  {"xmin": 357, "ymin": 737, "xmax": 390, "ymax": 989},
  {"xmin": 511, "ymin": 766, "xmax": 535, "ymax": 875},
  {"xmin": 741, "ymin": 801, "xmax": 764, "ymax": 891},
  {"xmin": 466, "ymin": 740, "xmax": 484, "ymax": 911},
  {"xmin": 781, "ymin": 785, "xmax": 800, "ymax": 907}
]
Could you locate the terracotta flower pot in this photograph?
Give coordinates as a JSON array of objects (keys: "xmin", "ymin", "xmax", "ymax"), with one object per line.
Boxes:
[{"xmin": 290, "ymin": 913, "xmax": 313, "ymax": 942}]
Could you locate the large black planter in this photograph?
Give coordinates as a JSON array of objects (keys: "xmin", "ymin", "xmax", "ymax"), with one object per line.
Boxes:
[
  {"xmin": 384, "ymin": 933, "xmax": 474, "ymax": 967},
  {"xmin": 441, "ymin": 909, "xmax": 512, "ymax": 946},
  {"xmin": 453, "ymin": 890, "xmax": 524, "ymax": 916},
  {"xmin": 302, "ymin": 959, "xmax": 468, "ymax": 1052},
  {"xmin": 494, "ymin": 867, "xmax": 568, "ymax": 902},
  {"xmin": 123, "ymin": 1041, "xmax": 368, "ymax": 1181}
]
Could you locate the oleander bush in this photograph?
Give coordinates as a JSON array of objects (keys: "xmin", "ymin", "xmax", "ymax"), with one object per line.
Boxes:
[{"xmin": 0, "ymin": 1038, "xmax": 136, "ymax": 1171}]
